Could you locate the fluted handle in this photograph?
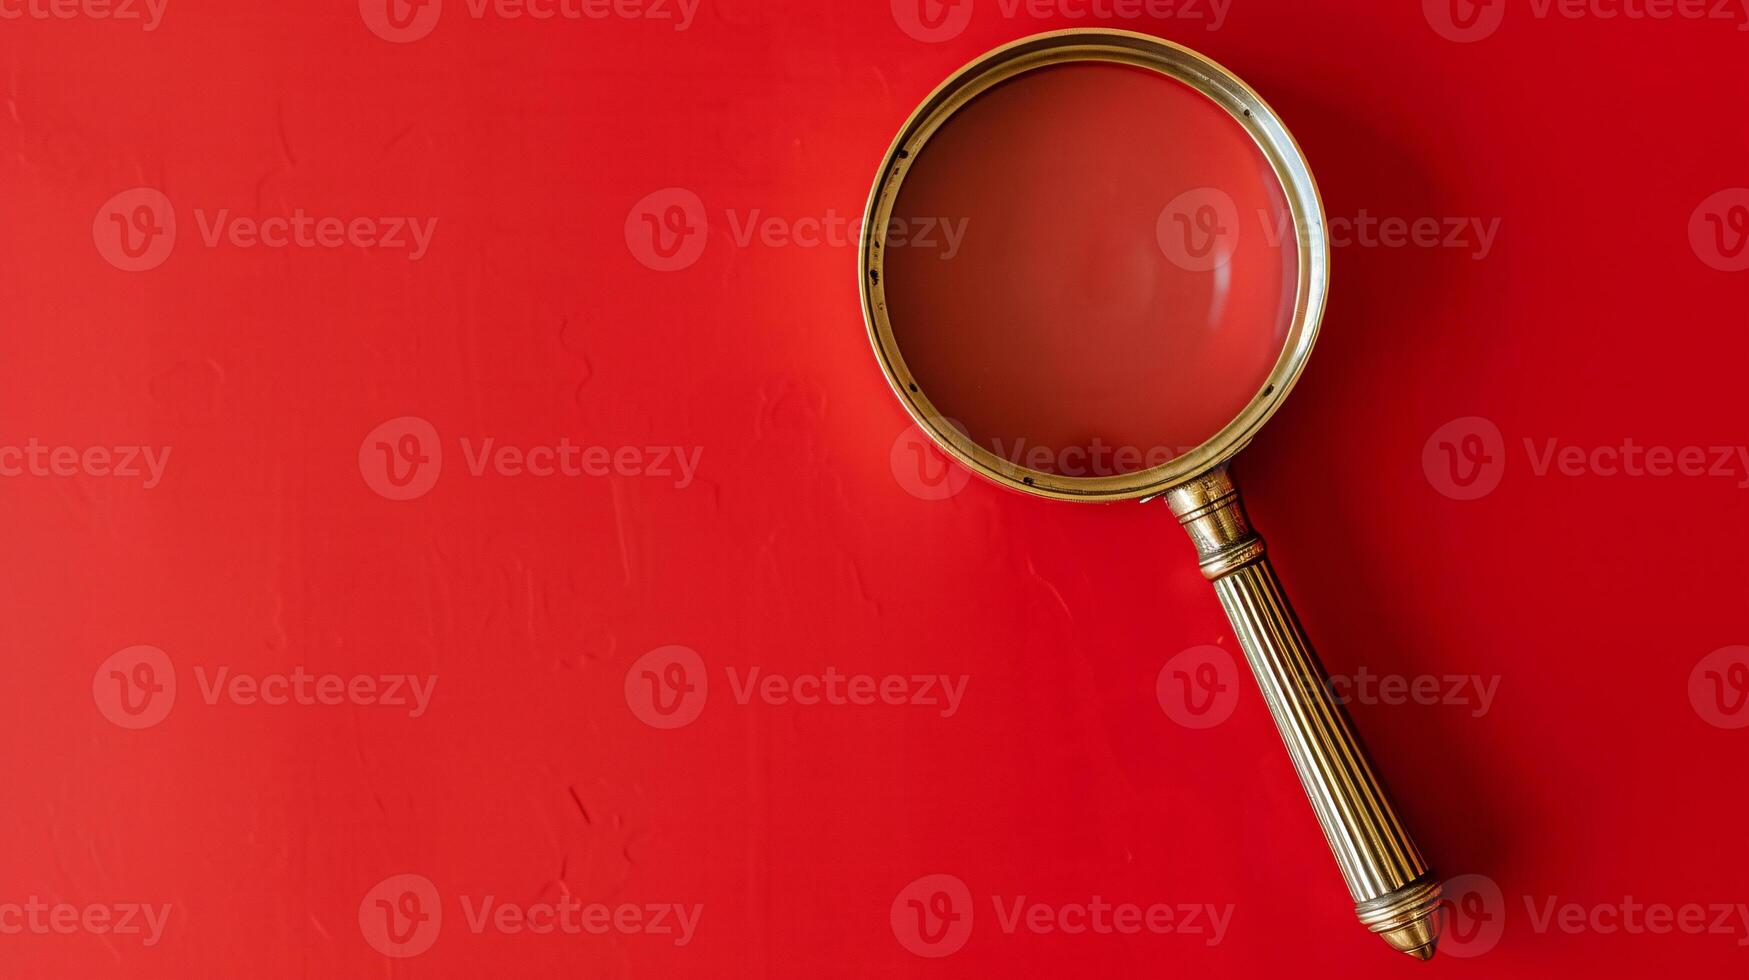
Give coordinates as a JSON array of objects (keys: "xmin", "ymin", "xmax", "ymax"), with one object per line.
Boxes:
[{"xmin": 1165, "ymin": 467, "xmax": 1443, "ymax": 960}]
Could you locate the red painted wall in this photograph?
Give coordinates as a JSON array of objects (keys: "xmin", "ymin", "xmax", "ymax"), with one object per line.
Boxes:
[{"xmin": 4, "ymin": 1, "xmax": 1749, "ymax": 976}]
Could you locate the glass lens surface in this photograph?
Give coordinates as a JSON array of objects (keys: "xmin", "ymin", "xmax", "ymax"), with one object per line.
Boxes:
[{"xmin": 883, "ymin": 61, "xmax": 1299, "ymax": 479}]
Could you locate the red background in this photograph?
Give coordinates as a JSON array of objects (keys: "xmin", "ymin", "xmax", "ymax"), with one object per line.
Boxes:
[{"xmin": 4, "ymin": 0, "xmax": 1749, "ymax": 976}]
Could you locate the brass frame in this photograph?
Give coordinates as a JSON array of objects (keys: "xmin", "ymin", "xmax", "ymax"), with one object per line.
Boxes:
[
  {"xmin": 859, "ymin": 29, "xmax": 1444, "ymax": 960},
  {"xmin": 858, "ymin": 28, "xmax": 1327, "ymax": 500}
]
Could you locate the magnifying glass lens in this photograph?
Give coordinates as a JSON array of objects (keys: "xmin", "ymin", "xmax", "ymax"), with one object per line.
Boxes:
[{"xmin": 884, "ymin": 62, "xmax": 1300, "ymax": 477}]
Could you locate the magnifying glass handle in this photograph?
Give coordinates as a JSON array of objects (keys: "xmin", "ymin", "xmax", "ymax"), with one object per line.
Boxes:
[{"xmin": 1166, "ymin": 466, "xmax": 1444, "ymax": 960}]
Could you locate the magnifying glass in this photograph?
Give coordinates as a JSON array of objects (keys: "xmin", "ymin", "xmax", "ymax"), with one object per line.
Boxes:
[{"xmin": 860, "ymin": 30, "xmax": 1442, "ymax": 959}]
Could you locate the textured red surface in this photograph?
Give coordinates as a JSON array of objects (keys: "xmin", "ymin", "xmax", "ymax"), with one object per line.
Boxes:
[{"xmin": 3, "ymin": 2, "xmax": 1749, "ymax": 977}]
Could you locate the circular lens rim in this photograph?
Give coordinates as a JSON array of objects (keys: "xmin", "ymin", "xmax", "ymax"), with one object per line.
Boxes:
[{"xmin": 860, "ymin": 28, "xmax": 1329, "ymax": 502}]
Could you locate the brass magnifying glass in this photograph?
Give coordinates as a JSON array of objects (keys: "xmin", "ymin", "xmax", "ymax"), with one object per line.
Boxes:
[{"xmin": 860, "ymin": 29, "xmax": 1442, "ymax": 959}]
